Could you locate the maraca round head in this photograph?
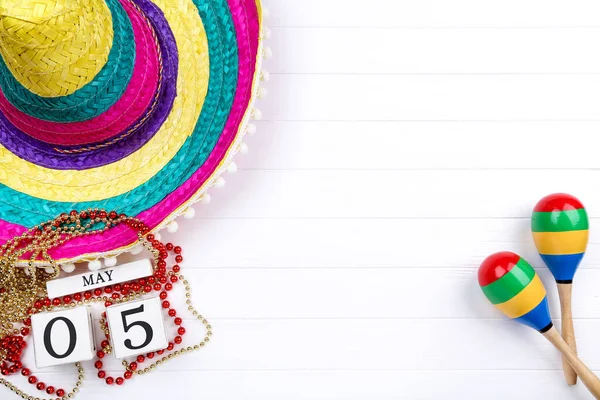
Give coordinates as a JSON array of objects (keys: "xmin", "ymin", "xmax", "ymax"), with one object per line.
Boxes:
[
  {"xmin": 532, "ymin": 193, "xmax": 588, "ymax": 283},
  {"xmin": 479, "ymin": 252, "xmax": 552, "ymax": 332}
]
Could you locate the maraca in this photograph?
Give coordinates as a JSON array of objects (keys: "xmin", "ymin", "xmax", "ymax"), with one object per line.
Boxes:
[
  {"xmin": 532, "ymin": 193, "xmax": 588, "ymax": 385},
  {"xmin": 479, "ymin": 252, "xmax": 600, "ymax": 398}
]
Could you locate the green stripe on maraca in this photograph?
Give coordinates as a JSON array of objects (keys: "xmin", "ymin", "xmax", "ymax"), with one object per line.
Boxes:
[
  {"xmin": 481, "ymin": 258, "xmax": 535, "ymax": 304},
  {"xmin": 532, "ymin": 208, "xmax": 588, "ymax": 233}
]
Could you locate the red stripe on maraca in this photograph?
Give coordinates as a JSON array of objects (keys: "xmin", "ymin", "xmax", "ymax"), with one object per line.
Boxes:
[
  {"xmin": 533, "ymin": 193, "xmax": 584, "ymax": 212},
  {"xmin": 478, "ymin": 251, "xmax": 521, "ymax": 286}
]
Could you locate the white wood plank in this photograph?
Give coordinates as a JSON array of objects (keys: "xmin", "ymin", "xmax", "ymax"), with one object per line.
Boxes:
[
  {"xmin": 264, "ymin": 74, "xmax": 600, "ymax": 121},
  {"xmin": 193, "ymin": 170, "xmax": 600, "ymax": 219},
  {"xmin": 24, "ymin": 319, "xmax": 600, "ymax": 372},
  {"xmin": 249, "ymin": 121, "xmax": 600, "ymax": 170},
  {"xmin": 165, "ymin": 218, "xmax": 600, "ymax": 270},
  {"xmin": 267, "ymin": 0, "xmax": 600, "ymax": 28},
  {"xmin": 148, "ymin": 268, "xmax": 600, "ymax": 320},
  {"xmin": 269, "ymin": 28, "xmax": 600, "ymax": 74},
  {"xmin": 24, "ymin": 370, "xmax": 596, "ymax": 400}
]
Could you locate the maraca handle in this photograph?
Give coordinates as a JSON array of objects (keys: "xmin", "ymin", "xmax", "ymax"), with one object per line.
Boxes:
[
  {"xmin": 558, "ymin": 283, "xmax": 578, "ymax": 385},
  {"xmin": 543, "ymin": 327, "xmax": 600, "ymax": 399}
]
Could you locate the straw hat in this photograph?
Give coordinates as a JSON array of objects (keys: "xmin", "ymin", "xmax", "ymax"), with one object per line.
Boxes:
[{"xmin": 0, "ymin": 0, "xmax": 267, "ymax": 267}]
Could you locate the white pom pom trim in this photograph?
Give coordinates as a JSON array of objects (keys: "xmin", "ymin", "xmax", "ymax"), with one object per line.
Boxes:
[
  {"xmin": 104, "ymin": 257, "xmax": 118, "ymax": 267},
  {"xmin": 61, "ymin": 263, "xmax": 76, "ymax": 273},
  {"xmin": 88, "ymin": 260, "xmax": 102, "ymax": 271},
  {"xmin": 167, "ymin": 221, "xmax": 179, "ymax": 233},
  {"xmin": 184, "ymin": 207, "xmax": 196, "ymax": 219},
  {"xmin": 227, "ymin": 162, "xmax": 238, "ymax": 173}
]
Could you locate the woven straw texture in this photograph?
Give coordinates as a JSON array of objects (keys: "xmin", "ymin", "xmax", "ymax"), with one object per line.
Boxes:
[
  {"xmin": 0, "ymin": 0, "xmax": 113, "ymax": 98},
  {"xmin": 0, "ymin": 0, "xmax": 264, "ymax": 263}
]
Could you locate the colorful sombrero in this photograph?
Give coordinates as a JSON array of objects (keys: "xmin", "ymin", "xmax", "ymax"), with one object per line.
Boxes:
[{"xmin": 0, "ymin": 0, "xmax": 267, "ymax": 267}]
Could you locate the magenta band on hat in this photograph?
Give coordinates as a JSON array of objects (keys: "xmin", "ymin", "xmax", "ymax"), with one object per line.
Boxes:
[
  {"xmin": 16, "ymin": 0, "xmax": 262, "ymax": 260},
  {"xmin": 0, "ymin": 0, "xmax": 159, "ymax": 146}
]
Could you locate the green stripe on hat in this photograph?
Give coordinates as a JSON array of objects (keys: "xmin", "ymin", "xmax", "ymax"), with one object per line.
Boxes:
[
  {"xmin": 481, "ymin": 258, "xmax": 535, "ymax": 304},
  {"xmin": 532, "ymin": 209, "xmax": 588, "ymax": 233}
]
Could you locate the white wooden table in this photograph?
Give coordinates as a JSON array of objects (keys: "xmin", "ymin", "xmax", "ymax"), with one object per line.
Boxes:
[{"xmin": 19, "ymin": 1, "xmax": 600, "ymax": 399}]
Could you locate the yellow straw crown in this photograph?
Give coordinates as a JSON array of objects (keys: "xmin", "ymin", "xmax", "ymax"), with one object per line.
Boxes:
[{"xmin": 0, "ymin": 0, "xmax": 113, "ymax": 97}]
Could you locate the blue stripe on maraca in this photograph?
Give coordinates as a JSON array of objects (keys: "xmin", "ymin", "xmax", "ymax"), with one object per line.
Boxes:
[
  {"xmin": 514, "ymin": 296, "xmax": 552, "ymax": 332},
  {"xmin": 540, "ymin": 253, "xmax": 585, "ymax": 282}
]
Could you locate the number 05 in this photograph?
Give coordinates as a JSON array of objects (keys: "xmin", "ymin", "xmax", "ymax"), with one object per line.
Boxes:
[{"xmin": 121, "ymin": 305, "xmax": 153, "ymax": 350}]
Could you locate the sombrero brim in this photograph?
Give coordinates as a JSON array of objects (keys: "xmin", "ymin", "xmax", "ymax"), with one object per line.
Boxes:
[{"xmin": 0, "ymin": 0, "xmax": 266, "ymax": 266}]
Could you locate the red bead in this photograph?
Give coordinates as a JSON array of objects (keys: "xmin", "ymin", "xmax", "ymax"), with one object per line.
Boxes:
[
  {"xmin": 160, "ymin": 291, "xmax": 167, "ymax": 300},
  {"xmin": 166, "ymin": 243, "xmax": 174, "ymax": 251},
  {"xmin": 165, "ymin": 283, "xmax": 173, "ymax": 291},
  {"xmin": 137, "ymin": 355, "xmax": 145, "ymax": 363},
  {"xmin": 146, "ymin": 352, "xmax": 154, "ymax": 359},
  {"xmin": 20, "ymin": 327, "xmax": 30, "ymax": 336},
  {"xmin": 178, "ymin": 327, "xmax": 186, "ymax": 335},
  {"xmin": 28, "ymin": 376, "xmax": 37, "ymax": 384},
  {"xmin": 24, "ymin": 318, "xmax": 31, "ymax": 326},
  {"xmin": 74, "ymin": 293, "xmax": 82, "ymax": 301},
  {"xmin": 116, "ymin": 377, "xmax": 124, "ymax": 385},
  {"xmin": 168, "ymin": 309, "xmax": 176, "ymax": 317},
  {"xmin": 167, "ymin": 343, "xmax": 174, "ymax": 351},
  {"xmin": 97, "ymin": 350, "xmax": 105, "ymax": 359},
  {"xmin": 175, "ymin": 255, "xmax": 183, "ymax": 263},
  {"xmin": 129, "ymin": 362, "xmax": 137, "ymax": 371},
  {"xmin": 174, "ymin": 246, "xmax": 182, "ymax": 254},
  {"xmin": 104, "ymin": 286, "xmax": 113, "ymax": 294},
  {"xmin": 114, "ymin": 284, "xmax": 122, "ymax": 291},
  {"xmin": 112, "ymin": 293, "xmax": 120, "ymax": 300},
  {"xmin": 162, "ymin": 301, "xmax": 170, "ymax": 309},
  {"xmin": 52, "ymin": 298, "xmax": 61, "ymax": 306},
  {"xmin": 105, "ymin": 377, "xmax": 114, "ymax": 385},
  {"xmin": 105, "ymin": 301, "xmax": 113, "ymax": 307},
  {"xmin": 157, "ymin": 349, "xmax": 165, "ymax": 355},
  {"xmin": 124, "ymin": 371, "xmax": 133, "ymax": 379},
  {"xmin": 57, "ymin": 389, "xmax": 65, "ymax": 397},
  {"xmin": 90, "ymin": 211, "xmax": 97, "ymax": 219},
  {"xmin": 109, "ymin": 211, "xmax": 118, "ymax": 219},
  {"xmin": 95, "ymin": 361, "xmax": 103, "ymax": 369},
  {"xmin": 174, "ymin": 318, "xmax": 182, "ymax": 325},
  {"xmin": 174, "ymin": 336, "xmax": 182, "ymax": 344},
  {"xmin": 101, "ymin": 340, "xmax": 110, "ymax": 349},
  {"xmin": 143, "ymin": 285, "xmax": 152, "ymax": 293},
  {"xmin": 80, "ymin": 211, "xmax": 88, "ymax": 219},
  {"xmin": 138, "ymin": 278, "xmax": 146, "ymax": 286},
  {"xmin": 34, "ymin": 300, "xmax": 43, "ymax": 309},
  {"xmin": 46, "ymin": 386, "xmax": 55, "ymax": 394},
  {"xmin": 154, "ymin": 283, "xmax": 162, "ymax": 291},
  {"xmin": 94, "ymin": 288, "xmax": 103, "ymax": 296},
  {"xmin": 36, "ymin": 382, "xmax": 45, "ymax": 391},
  {"xmin": 69, "ymin": 210, "xmax": 78, "ymax": 217},
  {"xmin": 159, "ymin": 276, "xmax": 167, "ymax": 284},
  {"xmin": 123, "ymin": 283, "xmax": 131, "ymax": 290},
  {"xmin": 99, "ymin": 211, "xmax": 107, "ymax": 219},
  {"xmin": 147, "ymin": 277, "xmax": 156, "ymax": 284},
  {"xmin": 173, "ymin": 265, "xmax": 181, "ymax": 273},
  {"xmin": 63, "ymin": 295, "xmax": 72, "ymax": 303},
  {"xmin": 43, "ymin": 298, "xmax": 51, "ymax": 307},
  {"xmin": 132, "ymin": 284, "xmax": 141, "ymax": 292},
  {"xmin": 170, "ymin": 276, "xmax": 178, "ymax": 283},
  {"xmin": 21, "ymin": 368, "xmax": 30, "ymax": 376},
  {"xmin": 147, "ymin": 234, "xmax": 155, "ymax": 241},
  {"xmin": 98, "ymin": 371, "xmax": 106, "ymax": 379}
]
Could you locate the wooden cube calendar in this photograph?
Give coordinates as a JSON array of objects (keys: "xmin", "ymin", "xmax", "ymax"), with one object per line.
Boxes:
[
  {"xmin": 106, "ymin": 297, "xmax": 169, "ymax": 359},
  {"xmin": 31, "ymin": 306, "xmax": 95, "ymax": 368}
]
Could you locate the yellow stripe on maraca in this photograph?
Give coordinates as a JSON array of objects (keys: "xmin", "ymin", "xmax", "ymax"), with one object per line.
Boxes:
[
  {"xmin": 532, "ymin": 230, "xmax": 588, "ymax": 255},
  {"xmin": 495, "ymin": 274, "xmax": 546, "ymax": 318}
]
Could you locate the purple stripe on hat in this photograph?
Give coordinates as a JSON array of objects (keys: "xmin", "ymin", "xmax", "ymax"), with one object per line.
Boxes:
[{"xmin": 0, "ymin": 0, "xmax": 179, "ymax": 170}]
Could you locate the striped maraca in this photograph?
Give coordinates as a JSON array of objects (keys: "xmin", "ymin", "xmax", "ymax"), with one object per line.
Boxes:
[
  {"xmin": 532, "ymin": 193, "xmax": 588, "ymax": 385},
  {"xmin": 479, "ymin": 252, "xmax": 600, "ymax": 398}
]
